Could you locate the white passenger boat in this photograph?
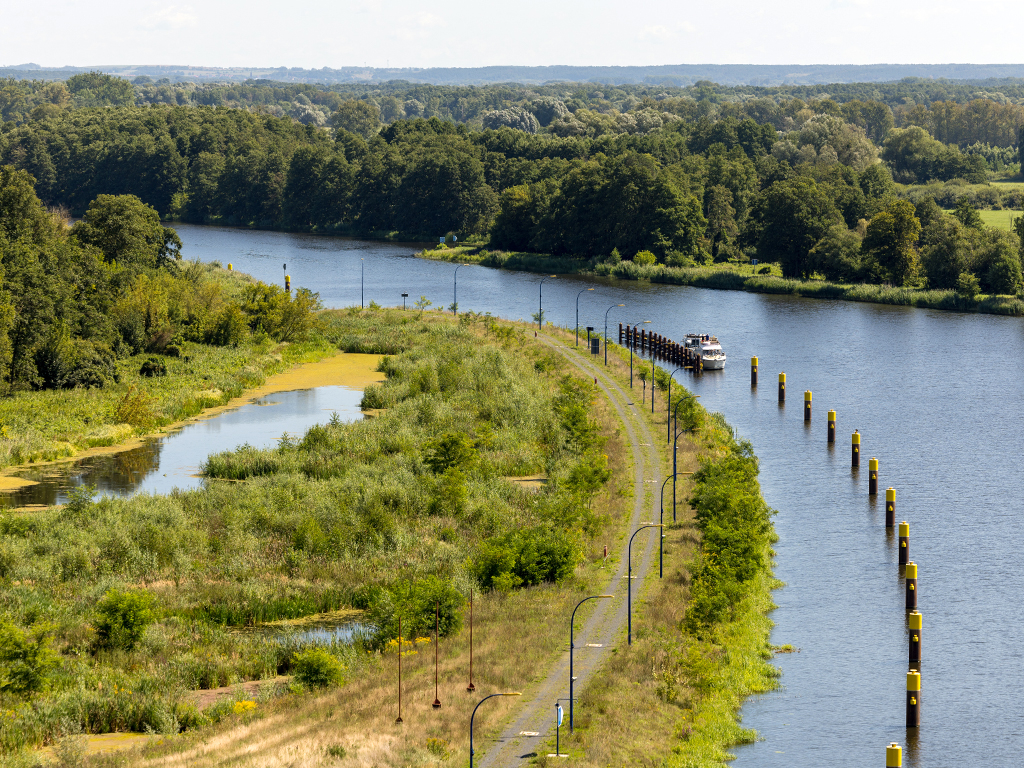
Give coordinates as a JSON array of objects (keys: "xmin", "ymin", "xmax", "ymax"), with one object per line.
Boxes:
[{"xmin": 684, "ymin": 334, "xmax": 727, "ymax": 370}]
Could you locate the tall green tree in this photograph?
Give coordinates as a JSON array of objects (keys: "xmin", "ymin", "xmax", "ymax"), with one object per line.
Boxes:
[
  {"xmin": 743, "ymin": 178, "xmax": 842, "ymax": 278},
  {"xmin": 71, "ymin": 195, "xmax": 181, "ymax": 269},
  {"xmin": 863, "ymin": 199, "xmax": 922, "ymax": 285}
]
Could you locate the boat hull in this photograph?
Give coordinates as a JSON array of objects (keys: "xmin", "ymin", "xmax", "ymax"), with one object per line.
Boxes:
[{"xmin": 702, "ymin": 358, "xmax": 726, "ymax": 370}]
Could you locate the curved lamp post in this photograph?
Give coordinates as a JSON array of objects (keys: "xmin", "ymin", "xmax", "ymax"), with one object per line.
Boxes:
[
  {"xmin": 575, "ymin": 287, "xmax": 594, "ymax": 346},
  {"xmin": 628, "ymin": 320, "xmax": 651, "ymax": 389},
  {"xmin": 603, "ymin": 304, "xmax": 624, "ymax": 366},
  {"xmin": 628, "ymin": 524, "xmax": 663, "ymax": 645},
  {"xmin": 538, "ymin": 275, "xmax": 556, "ymax": 330},
  {"xmin": 658, "ymin": 472, "xmax": 694, "ymax": 577},
  {"xmin": 470, "ymin": 692, "xmax": 521, "ymax": 768},
  {"xmin": 671, "ymin": 394, "xmax": 700, "ymax": 522},
  {"xmin": 453, "ymin": 263, "xmax": 468, "ymax": 315},
  {"xmin": 665, "ymin": 367, "xmax": 686, "ymax": 443},
  {"xmin": 569, "ymin": 594, "xmax": 613, "ymax": 732}
]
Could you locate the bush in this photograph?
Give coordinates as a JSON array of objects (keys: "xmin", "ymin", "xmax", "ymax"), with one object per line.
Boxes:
[
  {"xmin": 94, "ymin": 589, "xmax": 155, "ymax": 651},
  {"xmin": 292, "ymin": 647, "xmax": 346, "ymax": 689},
  {"xmin": 475, "ymin": 526, "xmax": 583, "ymax": 590},
  {"xmin": 634, "ymin": 250, "xmax": 657, "ymax": 266},
  {"xmin": 366, "ymin": 576, "xmax": 464, "ymax": 648},
  {"xmin": 139, "ymin": 357, "xmax": 167, "ymax": 377},
  {"xmin": 0, "ymin": 622, "xmax": 58, "ymax": 694}
]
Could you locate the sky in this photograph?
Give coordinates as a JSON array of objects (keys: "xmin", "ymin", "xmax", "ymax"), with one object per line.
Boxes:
[{"xmin": 2, "ymin": 0, "xmax": 1024, "ymax": 70}]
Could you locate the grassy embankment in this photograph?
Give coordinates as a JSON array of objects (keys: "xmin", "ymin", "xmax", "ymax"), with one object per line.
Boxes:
[
  {"xmin": 0, "ymin": 308, "xmax": 633, "ymax": 766},
  {"xmin": 1, "ymin": 309, "xmax": 780, "ymax": 768},
  {"xmin": 419, "ymin": 242, "xmax": 1024, "ymax": 316},
  {"xmin": 0, "ymin": 262, "xmax": 344, "ymax": 474}
]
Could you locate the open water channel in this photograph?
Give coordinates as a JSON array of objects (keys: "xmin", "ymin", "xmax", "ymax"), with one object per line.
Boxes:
[{"xmin": 18, "ymin": 223, "xmax": 1024, "ymax": 765}]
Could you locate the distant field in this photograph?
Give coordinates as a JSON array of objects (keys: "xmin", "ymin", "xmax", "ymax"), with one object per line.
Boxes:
[{"xmin": 942, "ymin": 208, "xmax": 1021, "ymax": 230}]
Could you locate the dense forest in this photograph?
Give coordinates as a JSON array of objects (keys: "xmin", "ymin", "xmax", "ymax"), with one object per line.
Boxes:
[
  {"xmin": 1, "ymin": 72, "xmax": 1023, "ymax": 294},
  {"xmin": 0, "ymin": 165, "xmax": 318, "ymax": 394}
]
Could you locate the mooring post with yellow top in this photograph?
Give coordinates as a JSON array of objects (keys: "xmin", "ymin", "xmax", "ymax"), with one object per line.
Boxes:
[
  {"xmin": 804, "ymin": 390, "xmax": 812, "ymax": 421},
  {"xmin": 886, "ymin": 742, "xmax": 902, "ymax": 767},
  {"xmin": 778, "ymin": 372, "xmax": 786, "ymax": 403},
  {"xmin": 909, "ymin": 610, "xmax": 922, "ymax": 663},
  {"xmin": 228, "ymin": 263, "xmax": 233, "ymax": 271},
  {"xmin": 827, "ymin": 409, "xmax": 836, "ymax": 443},
  {"xmin": 751, "ymin": 356, "xmax": 758, "ymax": 387},
  {"xmin": 852, "ymin": 430, "xmax": 861, "ymax": 468},
  {"xmin": 868, "ymin": 457, "xmax": 879, "ymax": 495},
  {"xmin": 905, "ymin": 562, "xmax": 918, "ymax": 609},
  {"xmin": 285, "ymin": 275, "xmax": 291, "ymax": 292},
  {"xmin": 886, "ymin": 488, "xmax": 896, "ymax": 527},
  {"xmin": 906, "ymin": 671, "xmax": 921, "ymax": 727},
  {"xmin": 898, "ymin": 521, "xmax": 910, "ymax": 564}
]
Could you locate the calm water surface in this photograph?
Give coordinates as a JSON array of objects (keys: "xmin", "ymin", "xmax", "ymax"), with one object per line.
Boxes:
[{"xmin": 174, "ymin": 224, "xmax": 1024, "ymax": 766}]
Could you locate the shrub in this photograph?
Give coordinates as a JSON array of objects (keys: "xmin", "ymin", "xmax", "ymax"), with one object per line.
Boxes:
[
  {"xmin": 0, "ymin": 622, "xmax": 58, "ymax": 694},
  {"xmin": 475, "ymin": 527, "xmax": 583, "ymax": 590},
  {"xmin": 634, "ymin": 249, "xmax": 657, "ymax": 266},
  {"xmin": 292, "ymin": 648, "xmax": 346, "ymax": 689},
  {"xmin": 139, "ymin": 357, "xmax": 167, "ymax": 377},
  {"xmin": 366, "ymin": 577, "xmax": 464, "ymax": 648},
  {"xmin": 113, "ymin": 385, "xmax": 159, "ymax": 430},
  {"xmin": 94, "ymin": 589, "xmax": 155, "ymax": 651}
]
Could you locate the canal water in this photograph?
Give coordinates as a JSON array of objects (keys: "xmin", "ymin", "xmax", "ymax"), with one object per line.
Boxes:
[{"xmin": 110, "ymin": 224, "xmax": 1024, "ymax": 766}]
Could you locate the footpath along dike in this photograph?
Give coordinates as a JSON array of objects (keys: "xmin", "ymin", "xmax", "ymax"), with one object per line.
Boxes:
[
  {"xmin": 475, "ymin": 332, "xmax": 664, "ymax": 767},
  {"xmin": 476, "ymin": 327, "xmax": 781, "ymax": 767}
]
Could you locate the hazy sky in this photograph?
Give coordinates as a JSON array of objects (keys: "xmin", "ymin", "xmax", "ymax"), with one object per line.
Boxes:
[{"xmin": 3, "ymin": 0, "xmax": 1023, "ymax": 69}]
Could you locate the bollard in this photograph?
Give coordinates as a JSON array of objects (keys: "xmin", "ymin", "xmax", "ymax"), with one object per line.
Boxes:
[
  {"xmin": 909, "ymin": 610, "xmax": 922, "ymax": 663},
  {"xmin": 868, "ymin": 457, "xmax": 878, "ymax": 495},
  {"xmin": 285, "ymin": 275, "xmax": 291, "ymax": 292},
  {"xmin": 886, "ymin": 742, "xmax": 902, "ymax": 767},
  {"xmin": 778, "ymin": 372, "xmax": 786, "ymax": 403},
  {"xmin": 751, "ymin": 356, "xmax": 758, "ymax": 387},
  {"xmin": 905, "ymin": 562, "xmax": 918, "ymax": 609},
  {"xmin": 228, "ymin": 263, "xmax": 233, "ymax": 271},
  {"xmin": 906, "ymin": 671, "xmax": 921, "ymax": 727},
  {"xmin": 898, "ymin": 520, "xmax": 909, "ymax": 564},
  {"xmin": 827, "ymin": 410, "xmax": 836, "ymax": 443},
  {"xmin": 852, "ymin": 430, "xmax": 861, "ymax": 468},
  {"xmin": 886, "ymin": 488, "xmax": 896, "ymax": 528},
  {"xmin": 804, "ymin": 390, "xmax": 812, "ymax": 421}
]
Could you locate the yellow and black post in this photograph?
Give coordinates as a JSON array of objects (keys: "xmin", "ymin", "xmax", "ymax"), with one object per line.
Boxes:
[
  {"xmin": 827, "ymin": 410, "xmax": 836, "ymax": 443},
  {"xmin": 899, "ymin": 520, "xmax": 910, "ymax": 564},
  {"xmin": 804, "ymin": 390, "xmax": 812, "ymax": 421},
  {"xmin": 906, "ymin": 671, "xmax": 921, "ymax": 727},
  {"xmin": 228, "ymin": 263, "xmax": 233, "ymax": 271},
  {"xmin": 751, "ymin": 356, "xmax": 758, "ymax": 387},
  {"xmin": 909, "ymin": 610, "xmax": 922, "ymax": 663},
  {"xmin": 285, "ymin": 274, "xmax": 291, "ymax": 292},
  {"xmin": 852, "ymin": 430, "xmax": 861, "ymax": 468},
  {"xmin": 905, "ymin": 561, "xmax": 918, "ymax": 610},
  {"xmin": 886, "ymin": 488, "xmax": 896, "ymax": 527},
  {"xmin": 868, "ymin": 457, "xmax": 879, "ymax": 495},
  {"xmin": 886, "ymin": 742, "xmax": 902, "ymax": 768},
  {"xmin": 778, "ymin": 372, "xmax": 786, "ymax": 403}
]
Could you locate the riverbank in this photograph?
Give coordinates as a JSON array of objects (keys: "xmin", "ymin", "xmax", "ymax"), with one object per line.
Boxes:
[{"xmin": 418, "ymin": 245, "xmax": 1024, "ymax": 317}]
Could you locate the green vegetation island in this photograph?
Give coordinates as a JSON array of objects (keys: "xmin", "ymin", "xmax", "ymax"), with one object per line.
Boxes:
[
  {"xmin": 0, "ymin": 170, "xmax": 780, "ymax": 766},
  {"xmin": 2, "ymin": 72, "xmax": 1024, "ymax": 313}
]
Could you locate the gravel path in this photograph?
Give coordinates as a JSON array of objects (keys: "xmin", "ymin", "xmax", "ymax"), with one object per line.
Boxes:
[{"xmin": 477, "ymin": 334, "xmax": 665, "ymax": 767}]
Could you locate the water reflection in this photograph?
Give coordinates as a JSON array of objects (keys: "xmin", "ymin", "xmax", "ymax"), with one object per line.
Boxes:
[{"xmin": 1, "ymin": 386, "xmax": 365, "ymax": 507}]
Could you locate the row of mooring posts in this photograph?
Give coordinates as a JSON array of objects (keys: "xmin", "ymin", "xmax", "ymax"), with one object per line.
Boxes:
[
  {"xmin": 617, "ymin": 324, "xmax": 704, "ymax": 373},
  {"xmin": 751, "ymin": 357, "xmax": 923, "ymax": 762}
]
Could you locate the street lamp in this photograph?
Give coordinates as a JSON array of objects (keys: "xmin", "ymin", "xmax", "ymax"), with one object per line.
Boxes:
[
  {"xmin": 360, "ymin": 258, "xmax": 364, "ymax": 309},
  {"xmin": 575, "ymin": 287, "xmax": 594, "ymax": 347},
  {"xmin": 453, "ymin": 263, "xmax": 468, "ymax": 316},
  {"xmin": 658, "ymin": 473, "xmax": 693, "ymax": 577},
  {"xmin": 538, "ymin": 275, "xmax": 556, "ymax": 330},
  {"xmin": 628, "ymin": 524, "xmax": 663, "ymax": 645},
  {"xmin": 401, "ymin": 292, "xmax": 409, "ymax": 310},
  {"xmin": 629, "ymin": 321, "xmax": 651, "ymax": 389},
  {"xmin": 665, "ymin": 367, "xmax": 686, "ymax": 443},
  {"xmin": 569, "ymin": 594, "xmax": 613, "ymax": 732},
  {"xmin": 671, "ymin": 394, "xmax": 700, "ymax": 522},
  {"xmin": 603, "ymin": 304, "xmax": 624, "ymax": 366},
  {"xmin": 469, "ymin": 692, "xmax": 521, "ymax": 768}
]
